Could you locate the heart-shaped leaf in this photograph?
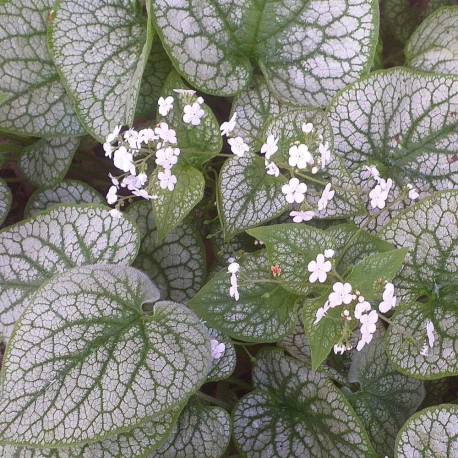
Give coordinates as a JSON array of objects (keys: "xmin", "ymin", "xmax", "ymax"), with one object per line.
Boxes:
[
  {"xmin": 190, "ymin": 251, "xmax": 299, "ymax": 342},
  {"xmin": 126, "ymin": 201, "xmax": 206, "ymax": 302},
  {"xmin": 151, "ymin": 397, "xmax": 231, "ymax": 458},
  {"xmin": 0, "ymin": 204, "xmax": 139, "ymax": 341},
  {"xmin": 381, "ymin": 191, "xmax": 458, "ymax": 379},
  {"xmin": 19, "ymin": 137, "xmax": 80, "ymax": 188},
  {"xmin": 395, "ymin": 404, "xmax": 458, "ymax": 457},
  {"xmin": 218, "ymin": 153, "xmax": 288, "ymax": 240},
  {"xmin": 25, "ymin": 180, "xmax": 104, "ymax": 217},
  {"xmin": 0, "ymin": 179, "xmax": 11, "ymax": 226},
  {"xmin": 347, "ymin": 334, "xmax": 425, "ymax": 457},
  {"xmin": 0, "ymin": 265, "xmax": 210, "ymax": 447},
  {"xmin": 233, "ymin": 348, "xmax": 376, "ymax": 457},
  {"xmin": 151, "ymin": 0, "xmax": 378, "ymax": 107},
  {"xmin": 149, "ymin": 164, "xmax": 205, "ymax": 241},
  {"xmin": 50, "ymin": 0, "xmax": 154, "ymax": 140},
  {"xmin": 207, "ymin": 328, "xmax": 236, "ymax": 383},
  {"xmin": 406, "ymin": 6, "xmax": 458, "ymax": 76},
  {"xmin": 0, "ymin": 0, "xmax": 84, "ymax": 137}
]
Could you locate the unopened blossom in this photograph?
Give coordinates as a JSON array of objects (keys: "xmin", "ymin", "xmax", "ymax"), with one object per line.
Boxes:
[
  {"xmin": 354, "ymin": 300, "xmax": 371, "ymax": 320},
  {"xmin": 106, "ymin": 186, "xmax": 118, "ymax": 205},
  {"xmin": 308, "ymin": 253, "xmax": 332, "ymax": 283},
  {"xmin": 156, "ymin": 146, "xmax": 180, "ymax": 169},
  {"xmin": 328, "ymin": 282, "xmax": 353, "ymax": 307},
  {"xmin": 342, "ymin": 309, "xmax": 351, "ymax": 320},
  {"xmin": 319, "ymin": 142, "xmax": 331, "ymax": 168},
  {"xmin": 378, "ymin": 282, "xmax": 396, "ymax": 313},
  {"xmin": 220, "ymin": 112, "xmax": 237, "ymax": 136},
  {"xmin": 265, "ymin": 161, "xmax": 280, "ymax": 177},
  {"xmin": 324, "ymin": 249, "xmax": 334, "ymax": 259},
  {"xmin": 290, "ymin": 210, "xmax": 315, "ymax": 223},
  {"xmin": 113, "ymin": 146, "xmax": 135, "ymax": 174},
  {"xmin": 318, "ymin": 183, "xmax": 335, "ymax": 211},
  {"xmin": 357, "ymin": 310, "xmax": 378, "ymax": 351},
  {"xmin": 407, "ymin": 183, "xmax": 419, "ymax": 201},
  {"xmin": 271, "ymin": 265, "xmax": 282, "ymax": 277},
  {"xmin": 228, "ymin": 259, "xmax": 240, "ymax": 301},
  {"xmin": 333, "ymin": 344, "xmax": 346, "ymax": 355},
  {"xmin": 158, "ymin": 96, "xmax": 174, "ymax": 116},
  {"xmin": 302, "ymin": 122, "xmax": 313, "ymax": 134},
  {"xmin": 228, "ymin": 136, "xmax": 249, "ymax": 157},
  {"xmin": 210, "ymin": 339, "xmax": 225, "ymax": 360},
  {"xmin": 183, "ymin": 102, "xmax": 205, "ymax": 125},
  {"xmin": 158, "ymin": 169, "xmax": 177, "ymax": 191},
  {"xmin": 369, "ymin": 178, "xmax": 393, "ymax": 210},
  {"xmin": 261, "ymin": 134, "xmax": 279, "ymax": 160},
  {"xmin": 282, "ymin": 178, "xmax": 307, "ymax": 204},
  {"xmin": 288, "ymin": 144, "xmax": 313, "ymax": 169},
  {"xmin": 155, "ymin": 123, "xmax": 177, "ymax": 144}
]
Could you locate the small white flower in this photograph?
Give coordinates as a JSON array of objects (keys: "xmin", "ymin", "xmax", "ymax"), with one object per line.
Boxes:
[
  {"xmin": 122, "ymin": 173, "xmax": 147, "ymax": 191},
  {"xmin": 407, "ymin": 183, "xmax": 419, "ymax": 201},
  {"xmin": 318, "ymin": 183, "xmax": 335, "ymax": 211},
  {"xmin": 210, "ymin": 339, "xmax": 225, "ymax": 360},
  {"xmin": 106, "ymin": 125, "xmax": 122, "ymax": 144},
  {"xmin": 282, "ymin": 178, "xmax": 307, "ymax": 204},
  {"xmin": 324, "ymin": 249, "xmax": 334, "ymax": 259},
  {"xmin": 220, "ymin": 112, "xmax": 237, "ymax": 136},
  {"xmin": 333, "ymin": 344, "xmax": 346, "ymax": 355},
  {"xmin": 265, "ymin": 161, "xmax": 280, "ymax": 177},
  {"xmin": 369, "ymin": 178, "xmax": 392, "ymax": 210},
  {"xmin": 155, "ymin": 146, "xmax": 180, "ymax": 169},
  {"xmin": 103, "ymin": 142, "xmax": 113, "ymax": 158},
  {"xmin": 261, "ymin": 134, "xmax": 279, "ymax": 160},
  {"xmin": 354, "ymin": 300, "xmax": 371, "ymax": 320},
  {"xmin": 302, "ymin": 122, "xmax": 313, "ymax": 134},
  {"xmin": 288, "ymin": 144, "xmax": 313, "ymax": 169},
  {"xmin": 228, "ymin": 261, "xmax": 240, "ymax": 274},
  {"xmin": 155, "ymin": 123, "xmax": 177, "ymax": 144},
  {"xmin": 307, "ymin": 253, "xmax": 332, "ymax": 283},
  {"xmin": 319, "ymin": 142, "xmax": 331, "ymax": 169},
  {"xmin": 228, "ymin": 136, "xmax": 249, "ymax": 157},
  {"xmin": 138, "ymin": 128, "xmax": 158, "ymax": 144},
  {"xmin": 113, "ymin": 146, "xmax": 135, "ymax": 174},
  {"xmin": 328, "ymin": 282, "xmax": 353, "ymax": 307},
  {"xmin": 228, "ymin": 260, "xmax": 240, "ymax": 301},
  {"xmin": 183, "ymin": 102, "xmax": 205, "ymax": 125},
  {"xmin": 362, "ymin": 165, "xmax": 380, "ymax": 180},
  {"xmin": 106, "ymin": 186, "xmax": 118, "ymax": 205},
  {"xmin": 158, "ymin": 169, "xmax": 177, "ymax": 191},
  {"xmin": 378, "ymin": 282, "xmax": 396, "ymax": 313},
  {"xmin": 357, "ymin": 310, "xmax": 379, "ymax": 351},
  {"xmin": 290, "ymin": 210, "xmax": 315, "ymax": 223},
  {"xmin": 109, "ymin": 208, "xmax": 122, "ymax": 218},
  {"xmin": 124, "ymin": 128, "xmax": 142, "ymax": 149},
  {"xmin": 158, "ymin": 96, "xmax": 174, "ymax": 116}
]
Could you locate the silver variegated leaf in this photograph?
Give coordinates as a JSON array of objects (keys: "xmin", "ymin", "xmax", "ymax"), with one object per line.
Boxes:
[
  {"xmin": 126, "ymin": 200, "xmax": 206, "ymax": 302},
  {"xmin": 19, "ymin": 137, "xmax": 80, "ymax": 188},
  {"xmin": 0, "ymin": 265, "xmax": 210, "ymax": 447},
  {"xmin": 0, "ymin": 178, "xmax": 11, "ymax": 226},
  {"xmin": 50, "ymin": 0, "xmax": 154, "ymax": 140},
  {"xmin": 25, "ymin": 180, "xmax": 103, "ymax": 217},
  {"xmin": 0, "ymin": 0, "xmax": 84, "ymax": 137},
  {"xmin": 233, "ymin": 348, "xmax": 376, "ymax": 457},
  {"xmin": 0, "ymin": 205, "xmax": 139, "ymax": 341}
]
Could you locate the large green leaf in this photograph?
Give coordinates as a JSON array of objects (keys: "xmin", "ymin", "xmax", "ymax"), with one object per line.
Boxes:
[
  {"xmin": 19, "ymin": 137, "xmax": 80, "ymax": 188},
  {"xmin": 25, "ymin": 180, "xmax": 103, "ymax": 217},
  {"xmin": 381, "ymin": 191, "xmax": 458, "ymax": 379},
  {"xmin": 190, "ymin": 251, "xmax": 299, "ymax": 342},
  {"xmin": 149, "ymin": 164, "xmax": 205, "ymax": 241},
  {"xmin": 0, "ymin": 265, "xmax": 210, "ymax": 447},
  {"xmin": 50, "ymin": 0, "xmax": 154, "ymax": 140},
  {"xmin": 395, "ymin": 404, "xmax": 458, "ymax": 457},
  {"xmin": 126, "ymin": 201, "xmax": 206, "ymax": 302},
  {"xmin": 347, "ymin": 334, "xmax": 425, "ymax": 457},
  {"xmin": 0, "ymin": 205, "xmax": 139, "ymax": 341},
  {"xmin": 151, "ymin": 0, "xmax": 378, "ymax": 106},
  {"xmin": 0, "ymin": 179, "xmax": 11, "ymax": 226},
  {"xmin": 218, "ymin": 153, "xmax": 288, "ymax": 240},
  {"xmin": 151, "ymin": 397, "xmax": 231, "ymax": 457},
  {"xmin": 406, "ymin": 6, "xmax": 458, "ymax": 76},
  {"xmin": 0, "ymin": 0, "xmax": 84, "ymax": 137},
  {"xmin": 233, "ymin": 348, "xmax": 376, "ymax": 457}
]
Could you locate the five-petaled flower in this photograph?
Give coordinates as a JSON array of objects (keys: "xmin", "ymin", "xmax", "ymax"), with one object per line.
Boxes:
[
  {"xmin": 288, "ymin": 143, "xmax": 314, "ymax": 169},
  {"xmin": 261, "ymin": 135, "xmax": 279, "ymax": 160},
  {"xmin": 158, "ymin": 169, "xmax": 177, "ymax": 191},
  {"xmin": 183, "ymin": 102, "xmax": 205, "ymax": 125},
  {"xmin": 282, "ymin": 177, "xmax": 307, "ymax": 204},
  {"xmin": 158, "ymin": 96, "xmax": 174, "ymax": 116},
  {"xmin": 307, "ymin": 253, "xmax": 332, "ymax": 283},
  {"xmin": 228, "ymin": 136, "xmax": 249, "ymax": 157}
]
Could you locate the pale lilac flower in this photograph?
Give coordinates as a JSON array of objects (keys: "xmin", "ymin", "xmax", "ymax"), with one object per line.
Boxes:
[
  {"xmin": 354, "ymin": 300, "xmax": 371, "ymax": 320},
  {"xmin": 158, "ymin": 169, "xmax": 177, "ymax": 191},
  {"xmin": 155, "ymin": 123, "xmax": 177, "ymax": 144},
  {"xmin": 155, "ymin": 147, "xmax": 180, "ymax": 169},
  {"xmin": 261, "ymin": 134, "xmax": 279, "ymax": 160},
  {"xmin": 265, "ymin": 161, "xmax": 280, "ymax": 177},
  {"xmin": 318, "ymin": 183, "xmax": 335, "ymax": 211},
  {"xmin": 210, "ymin": 339, "xmax": 225, "ymax": 360},
  {"xmin": 106, "ymin": 186, "xmax": 118, "ymax": 205},
  {"xmin": 228, "ymin": 136, "xmax": 249, "ymax": 157},
  {"xmin": 288, "ymin": 144, "xmax": 313, "ymax": 169},
  {"xmin": 220, "ymin": 112, "xmax": 237, "ymax": 136},
  {"xmin": 308, "ymin": 254, "xmax": 332, "ymax": 283},
  {"xmin": 183, "ymin": 102, "xmax": 205, "ymax": 125},
  {"xmin": 328, "ymin": 282, "xmax": 353, "ymax": 307},
  {"xmin": 113, "ymin": 146, "xmax": 135, "ymax": 174},
  {"xmin": 290, "ymin": 210, "xmax": 315, "ymax": 223},
  {"xmin": 302, "ymin": 122, "xmax": 313, "ymax": 134},
  {"xmin": 158, "ymin": 96, "xmax": 174, "ymax": 116},
  {"xmin": 282, "ymin": 178, "xmax": 307, "ymax": 204}
]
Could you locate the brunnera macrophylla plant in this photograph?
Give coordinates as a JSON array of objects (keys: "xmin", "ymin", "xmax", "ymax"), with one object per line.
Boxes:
[{"xmin": 0, "ymin": 0, "xmax": 456, "ymax": 457}]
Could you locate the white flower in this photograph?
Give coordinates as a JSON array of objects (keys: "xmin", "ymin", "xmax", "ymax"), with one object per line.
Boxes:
[
  {"xmin": 308, "ymin": 254, "xmax": 332, "ymax": 283},
  {"xmin": 265, "ymin": 161, "xmax": 280, "ymax": 177},
  {"xmin": 124, "ymin": 128, "xmax": 142, "ymax": 149},
  {"xmin": 228, "ymin": 136, "xmax": 249, "ymax": 157},
  {"xmin": 122, "ymin": 173, "xmax": 147, "ymax": 191},
  {"xmin": 220, "ymin": 112, "xmax": 237, "ymax": 136},
  {"xmin": 158, "ymin": 169, "xmax": 177, "ymax": 191},
  {"xmin": 324, "ymin": 249, "xmax": 334, "ymax": 259},
  {"xmin": 228, "ymin": 260, "xmax": 240, "ymax": 301},
  {"xmin": 314, "ymin": 306, "xmax": 327, "ymax": 324},
  {"xmin": 362, "ymin": 165, "xmax": 380, "ymax": 180},
  {"xmin": 261, "ymin": 134, "xmax": 279, "ymax": 160},
  {"xmin": 302, "ymin": 122, "xmax": 313, "ymax": 134},
  {"xmin": 158, "ymin": 96, "xmax": 174, "ymax": 116},
  {"xmin": 155, "ymin": 146, "xmax": 180, "ymax": 169},
  {"xmin": 210, "ymin": 339, "xmax": 225, "ymax": 360},
  {"xmin": 407, "ymin": 183, "xmax": 419, "ymax": 201},
  {"xmin": 138, "ymin": 128, "xmax": 158, "ymax": 144},
  {"xmin": 357, "ymin": 310, "xmax": 379, "ymax": 351},
  {"xmin": 113, "ymin": 146, "xmax": 135, "ymax": 174},
  {"xmin": 328, "ymin": 282, "xmax": 353, "ymax": 307},
  {"xmin": 106, "ymin": 125, "xmax": 122, "ymax": 144},
  {"xmin": 333, "ymin": 344, "xmax": 346, "ymax": 355},
  {"xmin": 106, "ymin": 186, "xmax": 118, "ymax": 205},
  {"xmin": 319, "ymin": 142, "xmax": 331, "ymax": 169},
  {"xmin": 288, "ymin": 144, "xmax": 313, "ymax": 169},
  {"xmin": 354, "ymin": 300, "xmax": 371, "ymax": 320},
  {"xmin": 369, "ymin": 178, "xmax": 393, "ymax": 210},
  {"xmin": 183, "ymin": 102, "xmax": 205, "ymax": 125},
  {"xmin": 378, "ymin": 282, "xmax": 396, "ymax": 313},
  {"xmin": 109, "ymin": 208, "xmax": 122, "ymax": 218},
  {"xmin": 282, "ymin": 178, "xmax": 307, "ymax": 204},
  {"xmin": 290, "ymin": 210, "xmax": 315, "ymax": 223},
  {"xmin": 318, "ymin": 183, "xmax": 335, "ymax": 211},
  {"xmin": 103, "ymin": 142, "xmax": 113, "ymax": 158},
  {"xmin": 155, "ymin": 122, "xmax": 177, "ymax": 144},
  {"xmin": 228, "ymin": 260, "xmax": 240, "ymax": 274}
]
